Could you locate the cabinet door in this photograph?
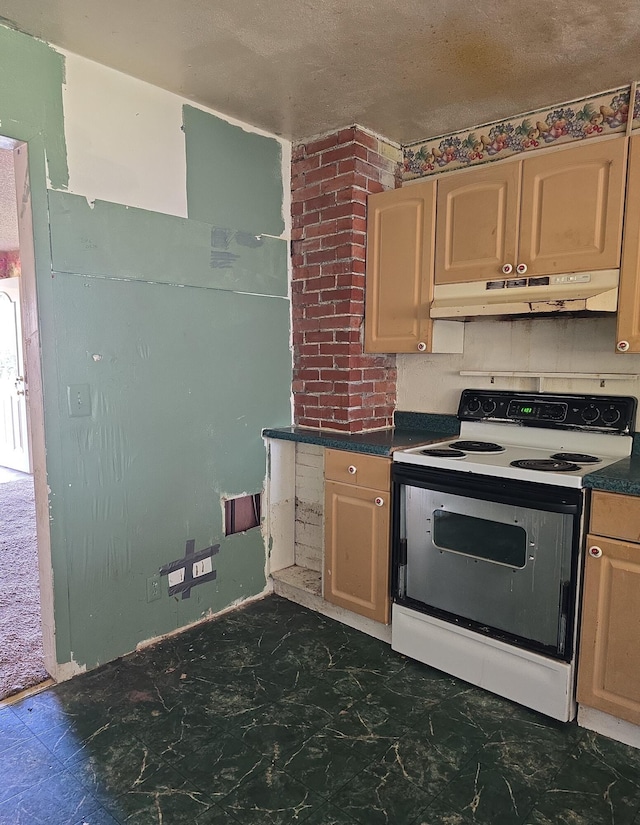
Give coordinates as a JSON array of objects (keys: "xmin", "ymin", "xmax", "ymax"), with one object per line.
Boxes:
[
  {"xmin": 519, "ymin": 138, "xmax": 626, "ymax": 277},
  {"xmin": 364, "ymin": 180, "xmax": 434, "ymax": 353},
  {"xmin": 617, "ymin": 135, "xmax": 640, "ymax": 353},
  {"xmin": 577, "ymin": 533, "xmax": 640, "ymax": 725},
  {"xmin": 324, "ymin": 480, "xmax": 390, "ymax": 624},
  {"xmin": 434, "ymin": 161, "xmax": 520, "ymax": 285}
]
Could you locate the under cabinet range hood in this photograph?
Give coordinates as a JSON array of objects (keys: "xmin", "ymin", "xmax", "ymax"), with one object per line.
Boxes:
[{"xmin": 430, "ymin": 269, "xmax": 619, "ymax": 319}]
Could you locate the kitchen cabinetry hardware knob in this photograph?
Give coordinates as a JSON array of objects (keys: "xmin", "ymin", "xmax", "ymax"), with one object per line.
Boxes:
[
  {"xmin": 374, "ymin": 497, "xmax": 384, "ymax": 507},
  {"xmin": 588, "ymin": 545, "xmax": 603, "ymax": 558},
  {"xmin": 616, "ymin": 340, "xmax": 630, "ymax": 352},
  {"xmin": 348, "ymin": 465, "xmax": 357, "ymax": 475},
  {"xmin": 417, "ymin": 341, "xmax": 427, "ymax": 352},
  {"xmin": 516, "ymin": 263, "xmax": 528, "ymax": 275},
  {"xmin": 501, "ymin": 263, "xmax": 514, "ymax": 275}
]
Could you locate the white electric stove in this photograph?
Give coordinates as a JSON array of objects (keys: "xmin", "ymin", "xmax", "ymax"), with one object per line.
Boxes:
[{"xmin": 391, "ymin": 390, "xmax": 637, "ymax": 721}]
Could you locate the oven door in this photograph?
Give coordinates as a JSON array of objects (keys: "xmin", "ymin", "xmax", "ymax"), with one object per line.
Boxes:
[{"xmin": 392, "ymin": 465, "xmax": 583, "ymax": 660}]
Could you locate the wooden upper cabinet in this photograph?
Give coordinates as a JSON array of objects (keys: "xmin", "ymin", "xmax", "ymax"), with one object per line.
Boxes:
[
  {"xmin": 519, "ymin": 138, "xmax": 627, "ymax": 276},
  {"xmin": 433, "ymin": 137, "xmax": 627, "ymax": 286},
  {"xmin": 364, "ymin": 180, "xmax": 435, "ymax": 353},
  {"xmin": 434, "ymin": 162, "xmax": 520, "ymax": 285},
  {"xmin": 617, "ymin": 134, "xmax": 640, "ymax": 353}
]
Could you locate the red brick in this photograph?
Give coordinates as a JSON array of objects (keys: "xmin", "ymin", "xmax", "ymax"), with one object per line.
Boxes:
[
  {"xmin": 305, "ymin": 331, "xmax": 334, "ymax": 343},
  {"xmin": 292, "ymin": 201, "xmax": 304, "ymax": 216},
  {"xmin": 299, "ymin": 237, "xmax": 322, "ymax": 254},
  {"xmin": 304, "ymin": 134, "xmax": 339, "ymax": 155},
  {"xmin": 305, "ymin": 220, "xmax": 338, "ymax": 239},
  {"xmin": 306, "ymin": 162, "xmax": 339, "ymax": 185},
  {"xmin": 367, "ymin": 180, "xmax": 385, "ymax": 195},
  {"xmin": 292, "ymin": 183, "xmax": 320, "ymax": 203},
  {"xmin": 301, "ymin": 355, "xmax": 333, "ymax": 368},
  {"xmin": 353, "ymin": 128, "xmax": 380, "ymax": 151},
  {"xmin": 305, "ymin": 194, "xmax": 337, "ymax": 212},
  {"xmin": 305, "ymin": 304, "xmax": 335, "ymax": 319},
  {"xmin": 305, "ymin": 381, "xmax": 333, "ymax": 393},
  {"xmin": 321, "ymin": 143, "xmax": 364, "ymax": 165},
  {"xmin": 305, "ymin": 249, "xmax": 337, "ymax": 266},
  {"xmin": 320, "ymin": 203, "xmax": 356, "ymax": 221},
  {"xmin": 332, "ymin": 126, "xmax": 353, "ymax": 144},
  {"xmin": 321, "ymin": 232, "xmax": 354, "ymax": 251},
  {"xmin": 305, "ymin": 275, "xmax": 337, "ymax": 291},
  {"xmin": 321, "ymin": 172, "xmax": 356, "ymax": 194},
  {"xmin": 334, "ymin": 329, "xmax": 362, "ymax": 343},
  {"xmin": 291, "ymin": 264, "xmax": 321, "ymax": 281},
  {"xmin": 299, "ymin": 210, "xmax": 320, "ymax": 227},
  {"xmin": 292, "ymin": 155, "xmax": 321, "ymax": 174},
  {"xmin": 292, "ymin": 144, "xmax": 306, "ymax": 162}
]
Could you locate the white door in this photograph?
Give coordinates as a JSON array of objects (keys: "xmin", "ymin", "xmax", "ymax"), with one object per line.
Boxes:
[{"xmin": 0, "ymin": 279, "xmax": 30, "ymax": 472}]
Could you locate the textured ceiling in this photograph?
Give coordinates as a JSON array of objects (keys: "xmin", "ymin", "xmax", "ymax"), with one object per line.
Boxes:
[
  {"xmin": 0, "ymin": 150, "xmax": 18, "ymax": 251},
  {"xmin": 1, "ymin": 0, "xmax": 640, "ymax": 143}
]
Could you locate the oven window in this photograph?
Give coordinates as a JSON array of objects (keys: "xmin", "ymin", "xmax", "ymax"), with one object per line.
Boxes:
[{"xmin": 432, "ymin": 510, "xmax": 527, "ymax": 568}]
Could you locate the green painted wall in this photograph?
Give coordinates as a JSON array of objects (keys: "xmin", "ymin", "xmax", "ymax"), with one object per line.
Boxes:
[
  {"xmin": 0, "ymin": 24, "xmax": 292, "ymax": 670},
  {"xmin": 0, "ymin": 24, "xmax": 68, "ymax": 188},
  {"xmin": 184, "ymin": 105, "xmax": 285, "ymax": 236}
]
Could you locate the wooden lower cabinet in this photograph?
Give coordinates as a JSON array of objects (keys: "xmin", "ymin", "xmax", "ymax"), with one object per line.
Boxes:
[
  {"xmin": 577, "ymin": 492, "xmax": 640, "ymax": 725},
  {"xmin": 323, "ymin": 450, "xmax": 391, "ymax": 624}
]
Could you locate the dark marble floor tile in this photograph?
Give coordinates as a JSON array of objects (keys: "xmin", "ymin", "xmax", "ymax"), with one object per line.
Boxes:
[
  {"xmin": 278, "ymin": 707, "xmax": 397, "ymax": 796},
  {"xmin": 436, "ymin": 758, "xmax": 536, "ymax": 825},
  {"xmin": 218, "ymin": 762, "xmax": 321, "ymax": 824},
  {"xmin": 171, "ymin": 734, "xmax": 267, "ymax": 802},
  {"xmin": 330, "ymin": 759, "xmax": 440, "ymax": 825},
  {"xmin": 303, "ymin": 802, "xmax": 358, "ymax": 824},
  {"xmin": 0, "ymin": 706, "xmax": 32, "ymax": 753},
  {"xmin": 577, "ymin": 729, "xmax": 640, "ymax": 785},
  {"xmin": 134, "ymin": 704, "xmax": 225, "ymax": 763},
  {"xmin": 72, "ymin": 807, "xmax": 122, "ymax": 825},
  {"xmin": 70, "ymin": 732, "xmax": 167, "ymax": 805},
  {"xmin": 523, "ymin": 748, "xmax": 640, "ymax": 825},
  {"xmin": 226, "ymin": 692, "xmax": 334, "ymax": 759},
  {"xmin": 195, "ymin": 803, "xmax": 243, "ymax": 823},
  {"xmin": 412, "ymin": 795, "xmax": 475, "ymax": 825},
  {"xmin": 0, "ymin": 768, "xmax": 103, "ymax": 825},
  {"xmin": 105, "ymin": 763, "xmax": 213, "ymax": 824},
  {"xmin": 0, "ymin": 736, "xmax": 63, "ymax": 806}
]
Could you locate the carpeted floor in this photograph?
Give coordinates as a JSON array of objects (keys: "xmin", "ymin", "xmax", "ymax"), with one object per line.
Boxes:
[{"xmin": 0, "ymin": 476, "xmax": 48, "ymax": 700}]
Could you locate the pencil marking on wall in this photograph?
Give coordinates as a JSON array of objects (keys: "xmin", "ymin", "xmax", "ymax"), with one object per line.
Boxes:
[{"xmin": 210, "ymin": 226, "xmax": 264, "ymax": 269}]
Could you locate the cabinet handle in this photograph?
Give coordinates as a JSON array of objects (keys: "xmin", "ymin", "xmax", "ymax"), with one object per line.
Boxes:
[
  {"xmin": 516, "ymin": 263, "xmax": 528, "ymax": 275},
  {"xmin": 616, "ymin": 340, "xmax": 630, "ymax": 353},
  {"xmin": 375, "ymin": 497, "xmax": 384, "ymax": 507},
  {"xmin": 348, "ymin": 465, "xmax": 357, "ymax": 475},
  {"xmin": 417, "ymin": 341, "xmax": 427, "ymax": 352},
  {"xmin": 588, "ymin": 545, "xmax": 603, "ymax": 559},
  {"xmin": 501, "ymin": 263, "xmax": 514, "ymax": 275}
]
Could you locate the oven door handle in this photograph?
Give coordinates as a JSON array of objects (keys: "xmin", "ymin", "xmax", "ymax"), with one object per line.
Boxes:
[{"xmin": 392, "ymin": 465, "xmax": 581, "ymax": 514}]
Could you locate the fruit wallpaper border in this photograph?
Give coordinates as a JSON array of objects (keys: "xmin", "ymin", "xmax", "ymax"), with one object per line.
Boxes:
[{"xmin": 402, "ymin": 84, "xmax": 640, "ymax": 181}]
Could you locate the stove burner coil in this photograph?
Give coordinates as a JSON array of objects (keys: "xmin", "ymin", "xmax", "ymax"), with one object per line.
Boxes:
[
  {"xmin": 448, "ymin": 441, "xmax": 504, "ymax": 453},
  {"xmin": 419, "ymin": 448, "xmax": 466, "ymax": 458},
  {"xmin": 550, "ymin": 452, "xmax": 601, "ymax": 464},
  {"xmin": 510, "ymin": 459, "xmax": 581, "ymax": 472}
]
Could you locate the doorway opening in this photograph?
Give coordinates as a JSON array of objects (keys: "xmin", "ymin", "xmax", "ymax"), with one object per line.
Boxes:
[{"xmin": 0, "ymin": 141, "xmax": 49, "ymax": 701}]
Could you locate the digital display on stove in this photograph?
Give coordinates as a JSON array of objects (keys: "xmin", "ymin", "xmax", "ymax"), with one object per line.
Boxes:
[{"xmin": 507, "ymin": 400, "xmax": 567, "ymax": 421}]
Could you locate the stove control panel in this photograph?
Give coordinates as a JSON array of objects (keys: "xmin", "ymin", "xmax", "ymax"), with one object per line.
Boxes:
[{"xmin": 458, "ymin": 390, "xmax": 637, "ymax": 434}]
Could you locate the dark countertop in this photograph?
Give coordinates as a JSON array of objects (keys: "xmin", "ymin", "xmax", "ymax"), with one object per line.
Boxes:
[
  {"xmin": 262, "ymin": 411, "xmax": 459, "ymax": 457},
  {"xmin": 584, "ymin": 454, "xmax": 640, "ymax": 497},
  {"xmin": 261, "ymin": 425, "xmax": 455, "ymax": 456},
  {"xmin": 264, "ymin": 416, "xmax": 640, "ymax": 497}
]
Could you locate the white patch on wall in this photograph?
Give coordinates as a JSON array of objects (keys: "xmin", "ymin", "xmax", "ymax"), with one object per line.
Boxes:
[
  {"xmin": 60, "ymin": 51, "xmax": 188, "ymax": 217},
  {"xmin": 397, "ymin": 316, "xmax": 640, "ymax": 426},
  {"xmin": 294, "ymin": 443, "xmax": 323, "ymax": 573}
]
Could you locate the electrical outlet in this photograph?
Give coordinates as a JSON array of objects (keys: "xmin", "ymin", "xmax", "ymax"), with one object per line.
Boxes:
[
  {"xmin": 193, "ymin": 557, "xmax": 213, "ymax": 578},
  {"xmin": 146, "ymin": 574, "xmax": 161, "ymax": 602},
  {"xmin": 67, "ymin": 384, "xmax": 91, "ymax": 417}
]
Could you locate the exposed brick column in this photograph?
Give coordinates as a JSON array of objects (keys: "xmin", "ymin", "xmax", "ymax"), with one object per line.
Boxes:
[{"xmin": 291, "ymin": 126, "xmax": 401, "ymax": 433}]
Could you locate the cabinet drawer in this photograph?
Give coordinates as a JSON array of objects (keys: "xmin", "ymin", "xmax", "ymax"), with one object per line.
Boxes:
[
  {"xmin": 324, "ymin": 449, "xmax": 390, "ymax": 490},
  {"xmin": 590, "ymin": 491, "xmax": 640, "ymax": 543}
]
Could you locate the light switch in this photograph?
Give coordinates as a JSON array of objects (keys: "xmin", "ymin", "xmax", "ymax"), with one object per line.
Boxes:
[{"xmin": 67, "ymin": 384, "xmax": 91, "ymax": 417}]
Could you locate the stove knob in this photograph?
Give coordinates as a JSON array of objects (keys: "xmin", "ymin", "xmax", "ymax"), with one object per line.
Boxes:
[
  {"xmin": 601, "ymin": 407, "xmax": 621, "ymax": 425},
  {"xmin": 581, "ymin": 405, "xmax": 600, "ymax": 424},
  {"xmin": 466, "ymin": 398, "xmax": 481, "ymax": 413},
  {"xmin": 481, "ymin": 399, "xmax": 497, "ymax": 415}
]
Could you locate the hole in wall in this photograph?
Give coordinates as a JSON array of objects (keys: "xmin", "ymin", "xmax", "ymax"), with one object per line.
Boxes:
[{"xmin": 224, "ymin": 493, "xmax": 261, "ymax": 536}]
